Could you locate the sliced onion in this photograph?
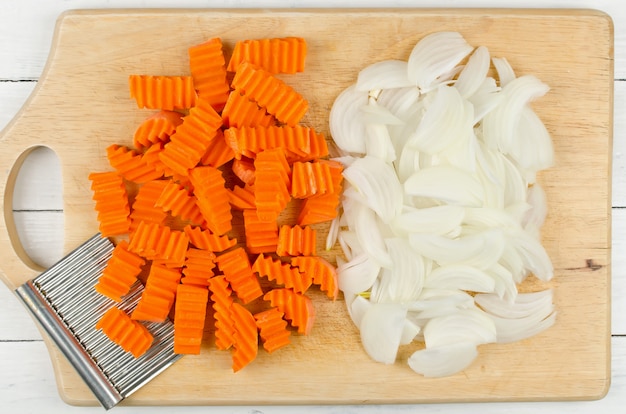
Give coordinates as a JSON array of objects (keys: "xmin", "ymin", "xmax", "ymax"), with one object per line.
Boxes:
[
  {"xmin": 423, "ymin": 308, "xmax": 497, "ymax": 348},
  {"xmin": 425, "ymin": 265, "xmax": 496, "ymax": 293},
  {"xmin": 407, "ymin": 31, "xmax": 474, "ymax": 92},
  {"xmin": 455, "ymin": 46, "xmax": 490, "ymax": 99},
  {"xmin": 523, "ymin": 184, "xmax": 548, "ymax": 239},
  {"xmin": 485, "ymin": 297, "xmax": 556, "ymax": 344},
  {"xmin": 508, "ymin": 230, "xmax": 554, "ymax": 281},
  {"xmin": 475, "ymin": 289, "xmax": 553, "ymax": 319},
  {"xmin": 365, "ymin": 123, "xmax": 397, "ymax": 163},
  {"xmin": 350, "ymin": 202, "xmax": 393, "ymax": 268},
  {"xmin": 468, "ymin": 77, "xmax": 503, "ymax": 124},
  {"xmin": 408, "ymin": 342, "xmax": 478, "ymax": 377},
  {"xmin": 510, "ymin": 106, "xmax": 554, "ymax": 183},
  {"xmin": 376, "ymin": 86, "xmax": 422, "ymax": 121},
  {"xmin": 404, "ymin": 165, "xmax": 484, "ymax": 207},
  {"xmin": 347, "ymin": 294, "xmax": 372, "ymax": 328},
  {"xmin": 492, "ymin": 56, "xmax": 516, "ymax": 86},
  {"xmin": 390, "ymin": 204, "xmax": 465, "ymax": 237},
  {"xmin": 359, "ymin": 302, "xmax": 408, "ymax": 364},
  {"xmin": 360, "ymin": 99, "xmax": 405, "ymax": 125},
  {"xmin": 356, "ymin": 59, "xmax": 413, "ymax": 92},
  {"xmin": 337, "ymin": 252, "xmax": 381, "ymax": 295},
  {"xmin": 329, "ymin": 84, "xmax": 368, "ymax": 154}
]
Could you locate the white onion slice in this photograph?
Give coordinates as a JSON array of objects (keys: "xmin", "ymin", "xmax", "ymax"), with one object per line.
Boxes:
[
  {"xmin": 475, "ymin": 289, "xmax": 553, "ymax": 319},
  {"xmin": 364, "ymin": 123, "xmax": 397, "ymax": 163},
  {"xmin": 401, "ymin": 318, "xmax": 422, "ymax": 345},
  {"xmin": 523, "ymin": 184, "xmax": 548, "ymax": 239},
  {"xmin": 492, "ymin": 56, "xmax": 516, "ymax": 86},
  {"xmin": 360, "ymin": 100, "xmax": 405, "ymax": 125},
  {"xmin": 359, "ymin": 303, "xmax": 408, "ymax": 364},
  {"xmin": 390, "ymin": 204, "xmax": 465, "ymax": 237},
  {"xmin": 337, "ymin": 253, "xmax": 381, "ymax": 295},
  {"xmin": 404, "ymin": 165, "xmax": 484, "ymax": 207},
  {"xmin": 486, "ymin": 299, "xmax": 556, "ymax": 344},
  {"xmin": 510, "ymin": 105, "xmax": 554, "ymax": 182},
  {"xmin": 425, "ymin": 265, "xmax": 496, "ymax": 293},
  {"xmin": 408, "ymin": 342, "xmax": 478, "ymax": 377},
  {"xmin": 468, "ymin": 77, "xmax": 503, "ymax": 124},
  {"xmin": 371, "ymin": 238, "xmax": 426, "ymax": 302},
  {"xmin": 329, "ymin": 84, "xmax": 368, "ymax": 154},
  {"xmin": 356, "ymin": 59, "xmax": 413, "ymax": 92},
  {"xmin": 423, "ymin": 308, "xmax": 497, "ymax": 348},
  {"xmin": 351, "ymin": 202, "xmax": 393, "ymax": 269},
  {"xmin": 376, "ymin": 86, "xmax": 422, "ymax": 121},
  {"xmin": 455, "ymin": 46, "xmax": 490, "ymax": 99},
  {"xmin": 347, "ymin": 294, "xmax": 372, "ymax": 328},
  {"xmin": 407, "ymin": 31, "xmax": 474, "ymax": 92}
]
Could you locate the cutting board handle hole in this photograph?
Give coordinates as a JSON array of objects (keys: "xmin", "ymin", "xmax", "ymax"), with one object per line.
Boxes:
[{"xmin": 4, "ymin": 146, "xmax": 64, "ymax": 270}]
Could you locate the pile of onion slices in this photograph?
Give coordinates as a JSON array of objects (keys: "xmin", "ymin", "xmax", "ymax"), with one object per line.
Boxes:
[{"xmin": 328, "ymin": 31, "xmax": 556, "ymax": 377}]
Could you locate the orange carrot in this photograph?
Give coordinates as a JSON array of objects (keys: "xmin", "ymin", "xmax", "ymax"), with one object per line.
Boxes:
[
  {"xmin": 131, "ymin": 263, "xmax": 182, "ymax": 323},
  {"xmin": 254, "ymin": 307, "xmax": 291, "ymax": 353},
  {"xmin": 224, "ymin": 125, "xmax": 320, "ymax": 161},
  {"xmin": 227, "ymin": 37, "xmax": 307, "ymax": 74},
  {"xmin": 96, "ymin": 307, "xmax": 154, "ymax": 357},
  {"xmin": 263, "ymin": 288, "xmax": 315, "ymax": 335},
  {"xmin": 128, "ymin": 221, "xmax": 189, "ymax": 267},
  {"xmin": 221, "ymin": 91, "xmax": 275, "ymax": 128},
  {"xmin": 94, "ymin": 240, "xmax": 145, "ymax": 302},
  {"xmin": 129, "ymin": 180, "xmax": 169, "ymax": 231},
  {"xmin": 199, "ymin": 129, "xmax": 235, "ymax": 168},
  {"xmin": 215, "ymin": 247, "xmax": 263, "ymax": 304},
  {"xmin": 252, "ymin": 254, "xmax": 312, "ymax": 294},
  {"xmin": 133, "ymin": 110, "xmax": 183, "ymax": 149},
  {"xmin": 297, "ymin": 159, "xmax": 343, "ymax": 226},
  {"xmin": 129, "ymin": 75, "xmax": 197, "ymax": 111},
  {"xmin": 231, "ymin": 157, "xmax": 256, "ymax": 186},
  {"xmin": 107, "ymin": 144, "xmax": 164, "ymax": 184},
  {"xmin": 188, "ymin": 37, "xmax": 230, "ymax": 111},
  {"xmin": 154, "ymin": 181, "xmax": 204, "ymax": 226},
  {"xmin": 181, "ymin": 248, "xmax": 216, "ymax": 287},
  {"xmin": 242, "ymin": 209, "xmax": 279, "ymax": 254},
  {"xmin": 276, "ymin": 224, "xmax": 317, "ymax": 257},
  {"xmin": 290, "ymin": 256, "xmax": 338, "ymax": 300},
  {"xmin": 227, "ymin": 184, "xmax": 256, "ymax": 211},
  {"xmin": 88, "ymin": 171, "xmax": 131, "ymax": 237},
  {"xmin": 188, "ymin": 166, "xmax": 232, "ymax": 235},
  {"xmin": 231, "ymin": 62, "xmax": 308, "ymax": 126},
  {"xmin": 183, "ymin": 225, "xmax": 237, "ymax": 253},
  {"xmin": 208, "ymin": 275, "xmax": 236, "ymax": 350},
  {"xmin": 254, "ymin": 148, "xmax": 291, "ymax": 222},
  {"xmin": 290, "ymin": 161, "xmax": 334, "ymax": 199},
  {"xmin": 173, "ymin": 284, "xmax": 209, "ymax": 354},
  {"xmin": 230, "ymin": 302, "xmax": 258, "ymax": 372}
]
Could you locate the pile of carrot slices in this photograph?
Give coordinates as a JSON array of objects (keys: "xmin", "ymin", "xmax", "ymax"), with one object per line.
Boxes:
[{"xmin": 89, "ymin": 36, "xmax": 342, "ymax": 370}]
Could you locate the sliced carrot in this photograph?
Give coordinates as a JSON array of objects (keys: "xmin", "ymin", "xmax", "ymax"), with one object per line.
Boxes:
[
  {"xmin": 290, "ymin": 161, "xmax": 334, "ymax": 199},
  {"xmin": 128, "ymin": 221, "xmax": 189, "ymax": 267},
  {"xmin": 154, "ymin": 181, "xmax": 204, "ymax": 226},
  {"xmin": 230, "ymin": 302, "xmax": 258, "ymax": 372},
  {"xmin": 95, "ymin": 240, "xmax": 145, "ymax": 302},
  {"xmin": 208, "ymin": 275, "xmax": 236, "ymax": 350},
  {"xmin": 221, "ymin": 91, "xmax": 275, "ymax": 128},
  {"xmin": 243, "ymin": 209, "xmax": 279, "ymax": 254},
  {"xmin": 107, "ymin": 144, "xmax": 164, "ymax": 183},
  {"xmin": 96, "ymin": 307, "xmax": 154, "ymax": 358},
  {"xmin": 263, "ymin": 288, "xmax": 315, "ymax": 335},
  {"xmin": 131, "ymin": 263, "xmax": 182, "ymax": 323},
  {"xmin": 226, "ymin": 37, "xmax": 307, "ymax": 74},
  {"xmin": 88, "ymin": 171, "xmax": 131, "ymax": 237},
  {"xmin": 188, "ymin": 37, "xmax": 230, "ymax": 111},
  {"xmin": 227, "ymin": 184, "xmax": 256, "ymax": 211},
  {"xmin": 287, "ymin": 129, "xmax": 330, "ymax": 163},
  {"xmin": 231, "ymin": 62, "xmax": 308, "ymax": 126},
  {"xmin": 174, "ymin": 284, "xmax": 209, "ymax": 354},
  {"xmin": 129, "ymin": 75, "xmax": 197, "ymax": 111},
  {"xmin": 188, "ymin": 166, "xmax": 232, "ymax": 235},
  {"xmin": 254, "ymin": 148, "xmax": 291, "ymax": 222},
  {"xmin": 254, "ymin": 307, "xmax": 291, "ymax": 353},
  {"xmin": 276, "ymin": 224, "xmax": 317, "ymax": 257},
  {"xmin": 158, "ymin": 98, "xmax": 223, "ymax": 176},
  {"xmin": 133, "ymin": 110, "xmax": 183, "ymax": 149},
  {"xmin": 252, "ymin": 254, "xmax": 312, "ymax": 293},
  {"xmin": 231, "ymin": 157, "xmax": 256, "ymax": 185},
  {"xmin": 182, "ymin": 248, "xmax": 216, "ymax": 287},
  {"xmin": 129, "ymin": 180, "xmax": 169, "ymax": 231},
  {"xmin": 199, "ymin": 129, "xmax": 235, "ymax": 168},
  {"xmin": 290, "ymin": 256, "xmax": 338, "ymax": 300},
  {"xmin": 215, "ymin": 247, "xmax": 263, "ymax": 304},
  {"xmin": 183, "ymin": 225, "xmax": 237, "ymax": 253},
  {"xmin": 297, "ymin": 159, "xmax": 343, "ymax": 226},
  {"xmin": 224, "ymin": 125, "xmax": 317, "ymax": 161}
]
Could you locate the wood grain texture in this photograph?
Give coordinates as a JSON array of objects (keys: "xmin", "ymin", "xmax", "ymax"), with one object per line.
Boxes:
[{"xmin": 0, "ymin": 9, "xmax": 613, "ymax": 406}]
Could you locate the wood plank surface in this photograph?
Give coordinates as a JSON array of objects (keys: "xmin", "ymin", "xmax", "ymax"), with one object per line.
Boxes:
[{"xmin": 0, "ymin": 8, "xmax": 613, "ymax": 406}]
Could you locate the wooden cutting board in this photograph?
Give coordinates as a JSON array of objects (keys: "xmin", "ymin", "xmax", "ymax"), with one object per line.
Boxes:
[{"xmin": 0, "ymin": 8, "xmax": 613, "ymax": 406}]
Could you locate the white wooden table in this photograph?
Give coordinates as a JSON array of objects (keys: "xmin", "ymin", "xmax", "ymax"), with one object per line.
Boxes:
[{"xmin": 0, "ymin": 0, "xmax": 622, "ymax": 412}]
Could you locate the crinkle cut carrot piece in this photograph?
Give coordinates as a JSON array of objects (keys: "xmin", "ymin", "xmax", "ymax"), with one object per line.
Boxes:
[
  {"xmin": 199, "ymin": 129, "xmax": 235, "ymax": 168},
  {"xmin": 182, "ymin": 248, "xmax": 216, "ymax": 287},
  {"xmin": 174, "ymin": 284, "xmax": 209, "ymax": 354},
  {"xmin": 107, "ymin": 144, "xmax": 164, "ymax": 184},
  {"xmin": 154, "ymin": 181, "xmax": 204, "ymax": 226},
  {"xmin": 131, "ymin": 263, "xmax": 182, "ymax": 323},
  {"xmin": 254, "ymin": 307, "xmax": 291, "ymax": 353},
  {"xmin": 221, "ymin": 91, "xmax": 275, "ymax": 129},
  {"xmin": 208, "ymin": 275, "xmax": 236, "ymax": 350},
  {"xmin": 276, "ymin": 225, "xmax": 316, "ymax": 257},
  {"xmin": 252, "ymin": 254, "xmax": 312, "ymax": 293},
  {"xmin": 290, "ymin": 256, "xmax": 338, "ymax": 300},
  {"xmin": 159, "ymin": 98, "xmax": 223, "ymax": 177},
  {"xmin": 183, "ymin": 225, "xmax": 237, "ymax": 253},
  {"xmin": 215, "ymin": 247, "xmax": 263, "ymax": 304},
  {"xmin": 189, "ymin": 166, "xmax": 233, "ymax": 235},
  {"xmin": 133, "ymin": 110, "xmax": 183, "ymax": 149},
  {"xmin": 231, "ymin": 157, "xmax": 256, "ymax": 186},
  {"xmin": 128, "ymin": 221, "xmax": 189, "ymax": 267},
  {"xmin": 224, "ymin": 125, "xmax": 314, "ymax": 160},
  {"xmin": 227, "ymin": 37, "xmax": 307, "ymax": 74},
  {"xmin": 129, "ymin": 180, "xmax": 169, "ymax": 231},
  {"xmin": 129, "ymin": 75, "xmax": 197, "ymax": 111},
  {"xmin": 297, "ymin": 160, "xmax": 343, "ymax": 226},
  {"xmin": 231, "ymin": 62, "xmax": 308, "ymax": 127},
  {"xmin": 96, "ymin": 307, "xmax": 154, "ymax": 358},
  {"xmin": 287, "ymin": 128, "xmax": 329, "ymax": 163},
  {"xmin": 254, "ymin": 148, "xmax": 291, "ymax": 223},
  {"xmin": 263, "ymin": 288, "xmax": 315, "ymax": 335},
  {"xmin": 95, "ymin": 240, "xmax": 145, "ymax": 302},
  {"xmin": 227, "ymin": 184, "xmax": 256, "ymax": 211},
  {"xmin": 243, "ymin": 209, "xmax": 279, "ymax": 254},
  {"xmin": 290, "ymin": 161, "xmax": 334, "ymax": 199},
  {"xmin": 188, "ymin": 37, "xmax": 230, "ymax": 111},
  {"xmin": 88, "ymin": 171, "xmax": 131, "ymax": 237},
  {"xmin": 230, "ymin": 303, "xmax": 258, "ymax": 372}
]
